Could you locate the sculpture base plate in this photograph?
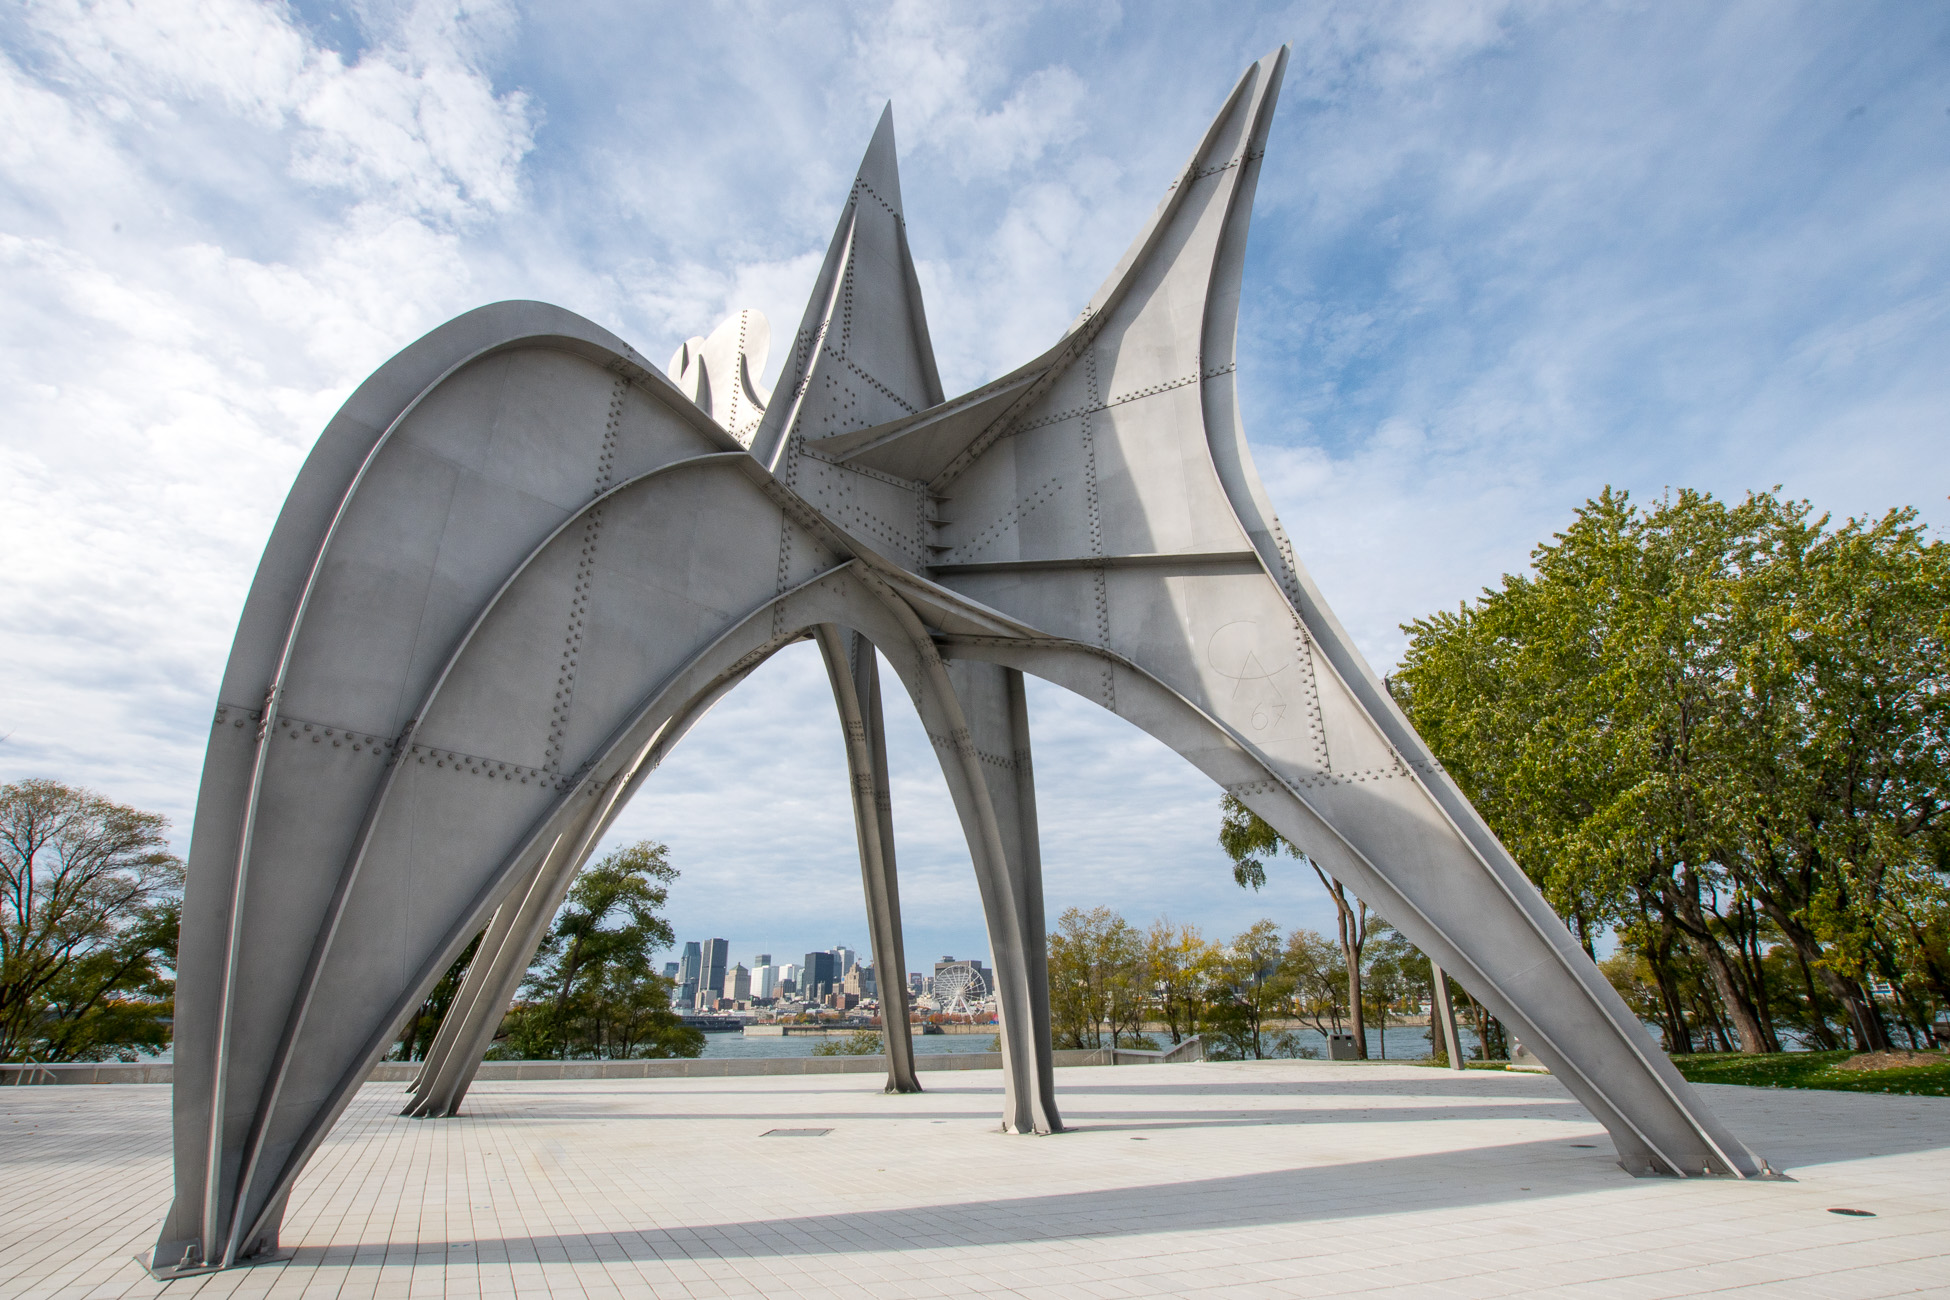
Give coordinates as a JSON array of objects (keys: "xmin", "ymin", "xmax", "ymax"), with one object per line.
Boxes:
[{"xmin": 139, "ymin": 1248, "xmax": 294, "ymax": 1280}]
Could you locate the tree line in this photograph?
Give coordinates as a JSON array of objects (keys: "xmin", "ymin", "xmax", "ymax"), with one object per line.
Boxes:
[{"xmin": 1045, "ymin": 905, "xmax": 1490, "ymax": 1061}]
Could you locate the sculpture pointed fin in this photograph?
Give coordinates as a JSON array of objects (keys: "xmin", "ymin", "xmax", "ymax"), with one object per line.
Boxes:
[
  {"xmin": 835, "ymin": 47, "xmax": 1290, "ymax": 489},
  {"xmin": 750, "ymin": 105, "xmax": 943, "ymax": 469}
]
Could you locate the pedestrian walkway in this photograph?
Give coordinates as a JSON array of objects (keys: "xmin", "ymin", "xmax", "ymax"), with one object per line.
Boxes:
[{"xmin": 3, "ymin": 1060, "xmax": 1945, "ymax": 1298}]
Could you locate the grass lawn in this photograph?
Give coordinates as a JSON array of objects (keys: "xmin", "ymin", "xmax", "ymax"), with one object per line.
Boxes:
[{"xmin": 1668, "ymin": 1049, "xmax": 1950, "ymax": 1098}]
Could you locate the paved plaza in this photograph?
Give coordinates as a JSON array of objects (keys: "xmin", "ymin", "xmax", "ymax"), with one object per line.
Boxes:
[{"xmin": 3, "ymin": 1060, "xmax": 1946, "ymax": 1299}]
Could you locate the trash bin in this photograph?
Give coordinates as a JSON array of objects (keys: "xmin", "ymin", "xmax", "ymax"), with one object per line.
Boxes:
[{"xmin": 1327, "ymin": 1033, "xmax": 1358, "ymax": 1060}]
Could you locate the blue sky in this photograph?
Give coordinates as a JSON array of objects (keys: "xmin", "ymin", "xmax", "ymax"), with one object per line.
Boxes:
[{"xmin": 2, "ymin": 1, "xmax": 1946, "ymax": 979}]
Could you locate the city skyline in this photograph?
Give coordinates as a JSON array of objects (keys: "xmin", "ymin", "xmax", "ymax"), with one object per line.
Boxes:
[{"xmin": 669, "ymin": 937, "xmax": 993, "ymax": 1007}]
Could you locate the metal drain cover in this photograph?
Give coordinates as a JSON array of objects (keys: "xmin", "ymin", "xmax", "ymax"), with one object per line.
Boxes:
[{"xmin": 762, "ymin": 1128, "xmax": 832, "ymax": 1137}]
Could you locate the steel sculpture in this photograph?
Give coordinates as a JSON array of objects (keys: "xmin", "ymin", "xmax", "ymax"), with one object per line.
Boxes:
[{"xmin": 153, "ymin": 46, "xmax": 1765, "ymax": 1277}]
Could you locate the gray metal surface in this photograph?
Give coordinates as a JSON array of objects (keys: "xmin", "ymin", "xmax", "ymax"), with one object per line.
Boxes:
[
  {"xmin": 156, "ymin": 44, "xmax": 1762, "ymax": 1276},
  {"xmin": 815, "ymin": 625, "xmax": 922, "ymax": 1094}
]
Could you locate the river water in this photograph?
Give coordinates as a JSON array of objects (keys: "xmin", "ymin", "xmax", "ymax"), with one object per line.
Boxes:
[
  {"xmin": 131, "ymin": 1024, "xmax": 1495, "ymax": 1065},
  {"xmin": 695, "ymin": 1024, "xmax": 1492, "ymax": 1060}
]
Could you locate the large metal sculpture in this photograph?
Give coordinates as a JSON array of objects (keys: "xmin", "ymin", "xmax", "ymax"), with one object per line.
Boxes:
[{"xmin": 153, "ymin": 47, "xmax": 1764, "ymax": 1276}]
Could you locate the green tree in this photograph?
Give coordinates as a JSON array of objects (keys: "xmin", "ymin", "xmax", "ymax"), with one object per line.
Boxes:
[
  {"xmin": 1220, "ymin": 795, "xmax": 1372, "ymax": 1056},
  {"xmin": 1708, "ymin": 502, "xmax": 1950, "ymax": 1049},
  {"xmin": 0, "ymin": 780, "xmax": 182, "ymax": 1062},
  {"xmin": 811, "ymin": 1031, "xmax": 883, "ymax": 1056},
  {"xmin": 1360, "ymin": 926, "xmax": 1419, "ymax": 1059},
  {"xmin": 1047, "ymin": 906, "xmax": 1146, "ymax": 1049},
  {"xmin": 1143, "ymin": 916, "xmax": 1213, "ymax": 1044},
  {"xmin": 494, "ymin": 841, "xmax": 701, "ymax": 1060},
  {"xmin": 1207, "ymin": 919, "xmax": 1291, "ymax": 1060},
  {"xmin": 1395, "ymin": 488, "xmax": 1950, "ymax": 1053},
  {"xmin": 1282, "ymin": 927, "xmax": 1346, "ymax": 1039}
]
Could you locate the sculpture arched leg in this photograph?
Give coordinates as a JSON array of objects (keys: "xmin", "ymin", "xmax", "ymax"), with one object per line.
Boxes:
[
  {"xmin": 857, "ymin": 581, "xmax": 1059, "ymax": 1134},
  {"xmin": 943, "ymin": 658, "xmax": 1058, "ymax": 1133},
  {"xmin": 815, "ymin": 625, "xmax": 920, "ymax": 1093},
  {"xmin": 943, "ymin": 633, "xmax": 1763, "ymax": 1177},
  {"xmin": 402, "ymin": 830, "xmax": 581, "ymax": 1116},
  {"xmin": 403, "ymin": 670, "xmax": 756, "ymax": 1117},
  {"xmin": 155, "ymin": 339, "xmax": 890, "ymax": 1272}
]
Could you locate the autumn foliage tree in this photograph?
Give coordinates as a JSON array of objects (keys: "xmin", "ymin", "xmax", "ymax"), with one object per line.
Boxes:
[{"xmin": 0, "ymin": 780, "xmax": 182, "ymax": 1062}]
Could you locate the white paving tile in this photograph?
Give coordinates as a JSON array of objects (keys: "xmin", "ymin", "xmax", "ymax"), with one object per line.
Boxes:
[{"xmin": 1, "ymin": 1062, "xmax": 1946, "ymax": 1300}]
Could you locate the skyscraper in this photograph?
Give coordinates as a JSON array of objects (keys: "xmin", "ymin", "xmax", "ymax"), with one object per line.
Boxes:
[
  {"xmin": 698, "ymin": 938, "xmax": 729, "ymax": 1006},
  {"xmin": 729, "ymin": 964, "xmax": 751, "ymax": 1001},
  {"xmin": 754, "ymin": 953, "xmax": 771, "ymax": 969},
  {"xmin": 832, "ymin": 945, "xmax": 856, "ymax": 976},
  {"xmin": 676, "ymin": 941, "xmax": 701, "ymax": 1010},
  {"xmin": 751, "ymin": 964, "xmax": 777, "ymax": 999},
  {"xmin": 801, "ymin": 950, "xmax": 836, "ymax": 1000},
  {"xmin": 843, "ymin": 961, "xmax": 877, "ymax": 998}
]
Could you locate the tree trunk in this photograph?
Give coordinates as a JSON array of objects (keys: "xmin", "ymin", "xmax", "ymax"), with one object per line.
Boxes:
[
  {"xmin": 1643, "ymin": 915, "xmax": 1694, "ymax": 1053},
  {"xmin": 1316, "ymin": 865, "xmax": 1368, "ymax": 1058},
  {"xmin": 1756, "ymin": 896, "xmax": 1892, "ymax": 1051},
  {"xmin": 1792, "ymin": 948, "xmax": 1844, "ymax": 1050},
  {"xmin": 1728, "ymin": 897, "xmax": 1783, "ymax": 1052},
  {"xmin": 1662, "ymin": 871, "xmax": 1770, "ymax": 1053},
  {"xmin": 551, "ymin": 935, "xmax": 587, "ymax": 1059}
]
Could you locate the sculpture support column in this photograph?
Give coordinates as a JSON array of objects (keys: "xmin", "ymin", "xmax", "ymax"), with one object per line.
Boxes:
[
  {"xmin": 402, "ymin": 841, "xmax": 552, "ymax": 1113},
  {"xmin": 815, "ymin": 626, "xmax": 921, "ymax": 1093},
  {"xmin": 403, "ymin": 674, "xmax": 758, "ymax": 1118},
  {"xmin": 400, "ymin": 826, "xmax": 587, "ymax": 1117},
  {"xmin": 1430, "ymin": 961, "xmax": 1465, "ymax": 1071},
  {"xmin": 943, "ymin": 658, "xmax": 1059, "ymax": 1134}
]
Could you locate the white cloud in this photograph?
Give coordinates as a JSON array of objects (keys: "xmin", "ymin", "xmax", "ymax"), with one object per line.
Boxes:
[{"xmin": 0, "ymin": 0, "xmax": 538, "ymax": 828}]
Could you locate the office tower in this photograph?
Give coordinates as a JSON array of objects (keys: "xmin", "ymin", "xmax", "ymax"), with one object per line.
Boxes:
[
  {"xmin": 698, "ymin": 937, "xmax": 729, "ymax": 1002},
  {"xmin": 751, "ymin": 964, "xmax": 776, "ymax": 999},
  {"xmin": 677, "ymin": 940, "xmax": 701, "ymax": 1009},
  {"xmin": 908, "ymin": 972, "xmax": 923, "ymax": 995},
  {"xmin": 729, "ymin": 964, "xmax": 751, "ymax": 1001},
  {"xmin": 802, "ymin": 951, "xmax": 836, "ymax": 1000},
  {"xmin": 859, "ymin": 961, "xmax": 876, "ymax": 998},
  {"xmin": 754, "ymin": 953, "xmax": 771, "ymax": 969},
  {"xmin": 781, "ymin": 962, "xmax": 800, "ymax": 988},
  {"xmin": 832, "ymin": 945, "xmax": 856, "ymax": 976},
  {"xmin": 662, "ymin": 961, "xmax": 679, "ymax": 980}
]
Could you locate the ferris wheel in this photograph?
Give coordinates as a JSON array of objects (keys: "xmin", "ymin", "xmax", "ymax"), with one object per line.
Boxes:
[{"xmin": 931, "ymin": 963, "xmax": 988, "ymax": 1016}]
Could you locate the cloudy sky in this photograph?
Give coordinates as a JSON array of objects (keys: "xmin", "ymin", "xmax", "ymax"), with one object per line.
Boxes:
[{"xmin": 3, "ymin": 0, "xmax": 1946, "ymax": 979}]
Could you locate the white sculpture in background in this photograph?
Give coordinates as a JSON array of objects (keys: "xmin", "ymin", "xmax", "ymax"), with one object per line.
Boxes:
[
  {"xmin": 152, "ymin": 46, "xmax": 1765, "ymax": 1279},
  {"xmin": 667, "ymin": 307, "xmax": 771, "ymax": 446}
]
